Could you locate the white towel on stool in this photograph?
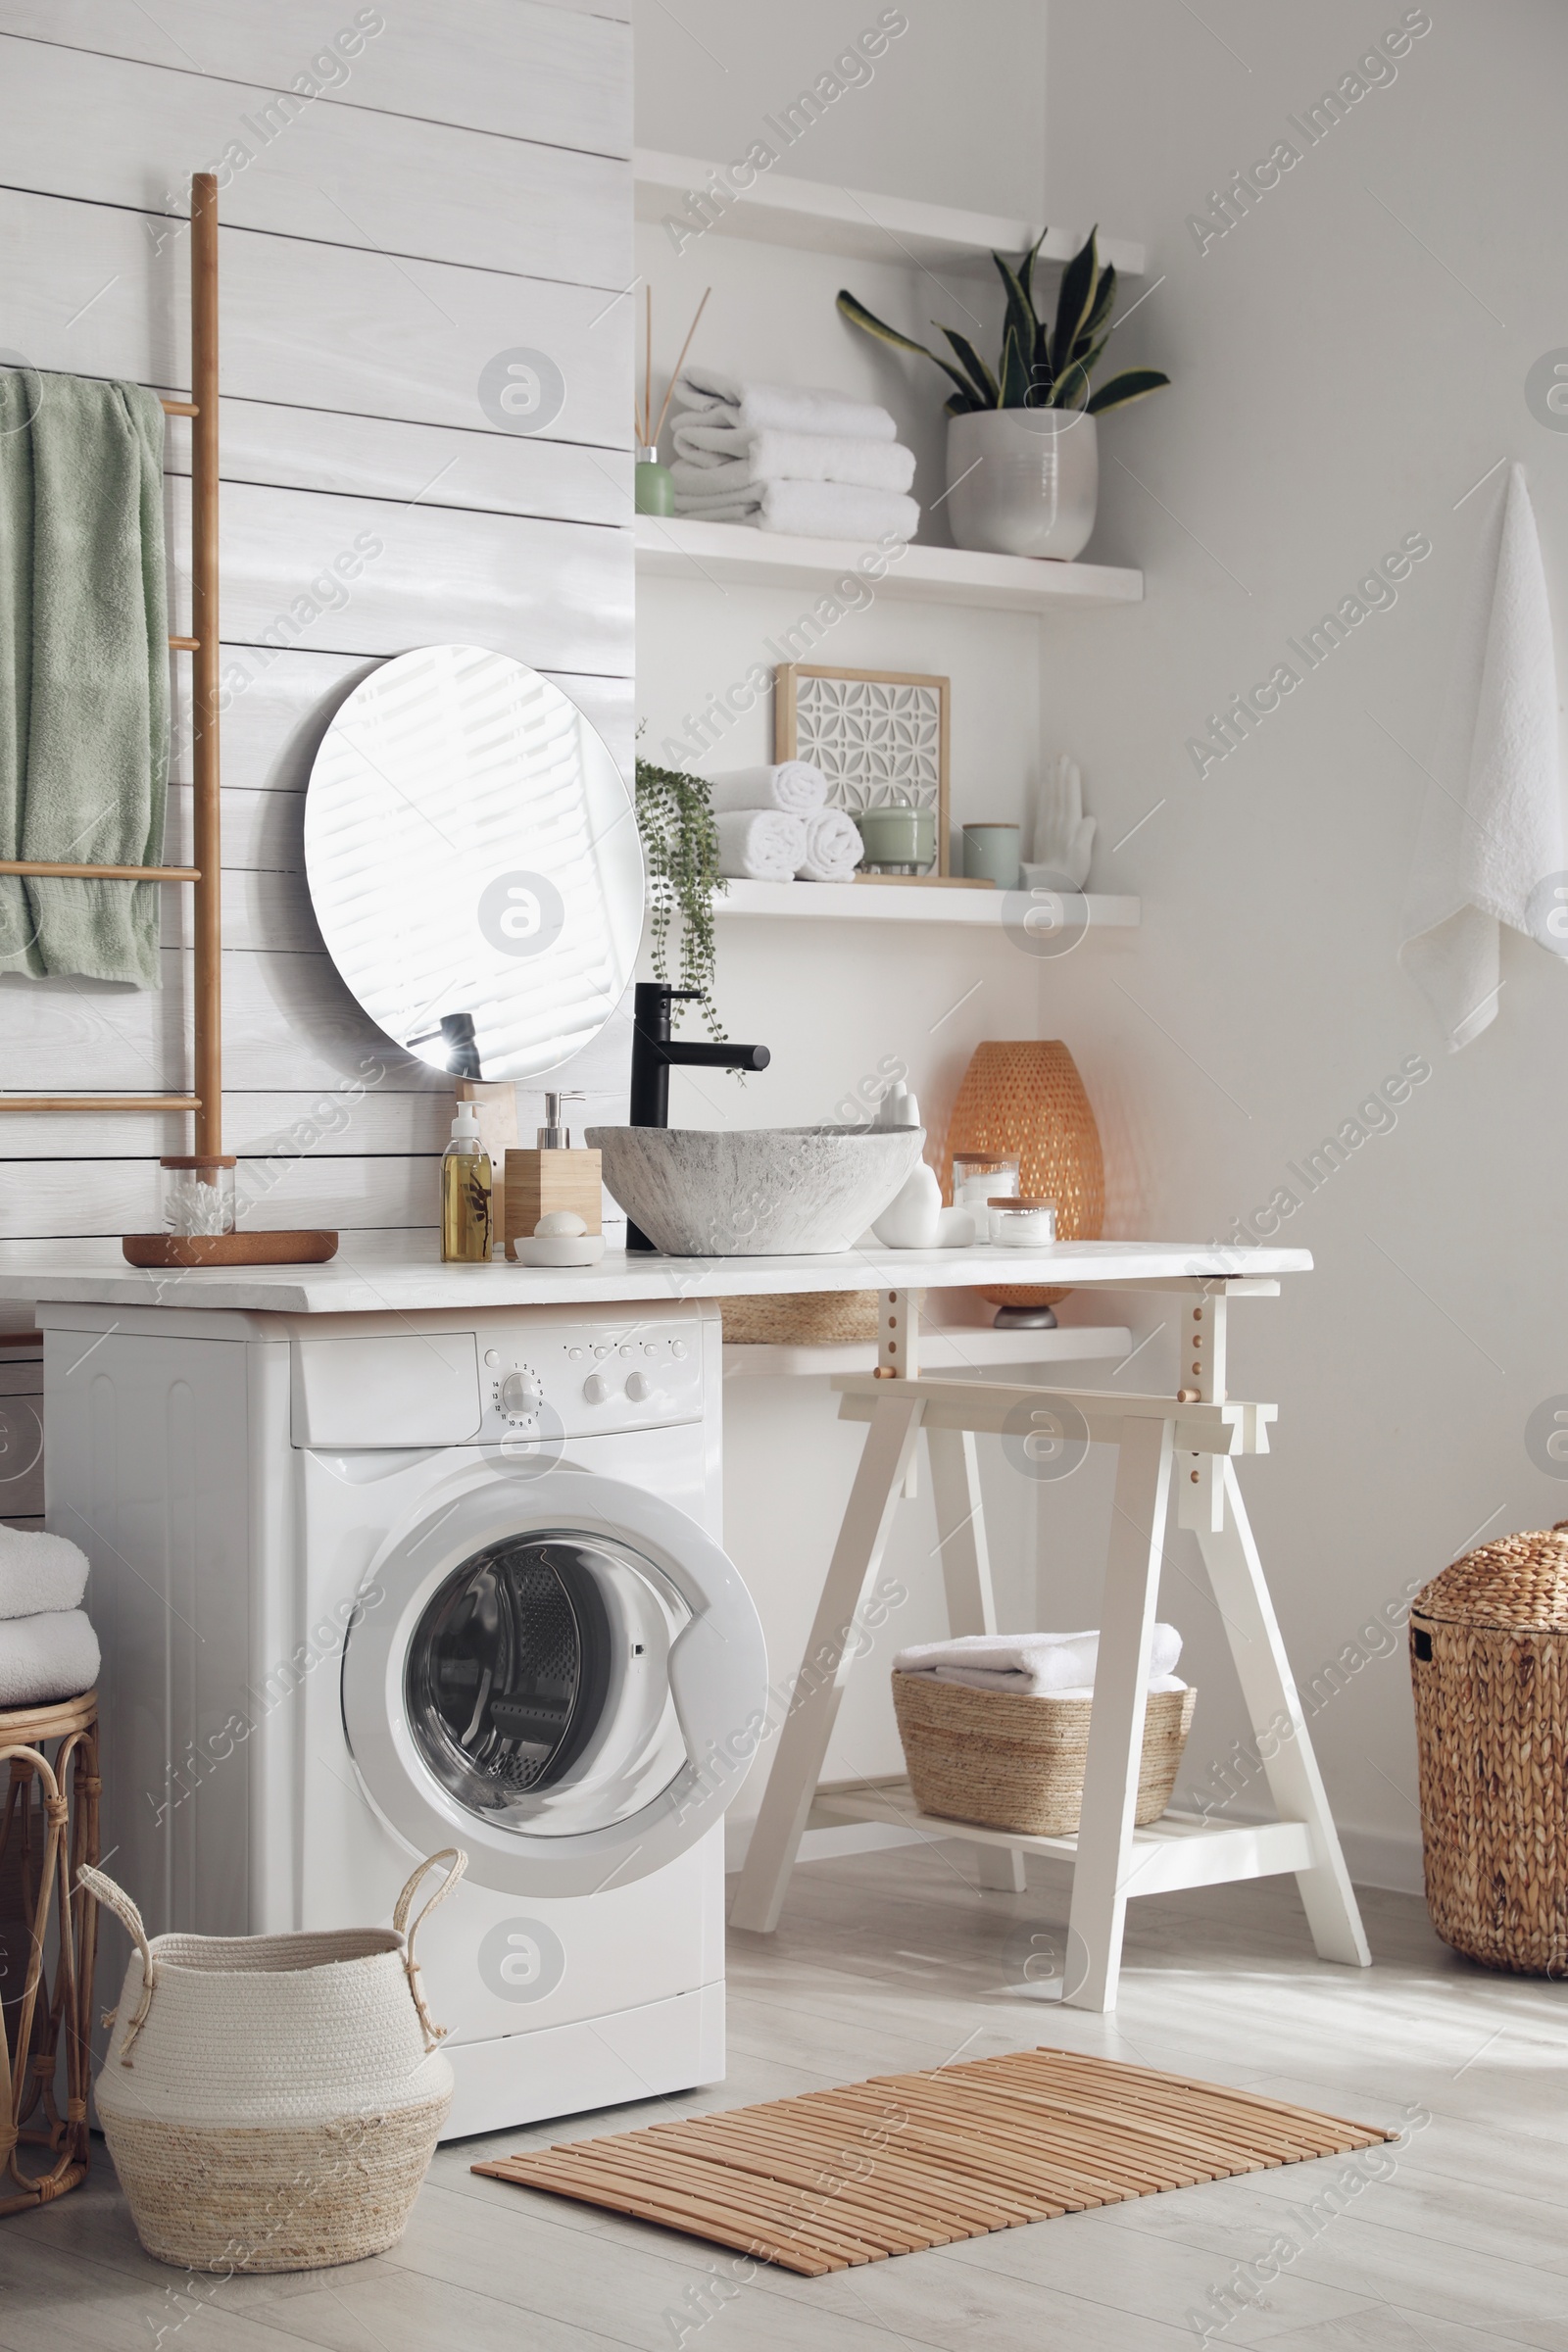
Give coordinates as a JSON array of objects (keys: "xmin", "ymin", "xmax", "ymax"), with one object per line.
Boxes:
[
  {"xmin": 1035, "ymin": 1676, "xmax": 1189, "ymax": 1702},
  {"xmin": 673, "ymin": 369, "xmax": 897, "ymax": 442},
  {"xmin": 894, "ymin": 1624, "xmax": 1182, "ymax": 1696},
  {"xmin": 670, "ymin": 424, "xmax": 916, "ymax": 494},
  {"xmin": 797, "ymin": 808, "xmax": 863, "ymax": 883},
  {"xmin": 714, "ymin": 808, "xmax": 807, "ymax": 882},
  {"xmin": 1399, "ymin": 465, "xmax": 1564, "ymax": 1049},
  {"xmin": 710, "ymin": 762, "xmax": 826, "ymax": 816},
  {"xmin": 0, "ymin": 1526, "xmax": 88, "ymax": 1620},
  {"xmin": 0, "ymin": 1608, "xmax": 99, "ymax": 1708}
]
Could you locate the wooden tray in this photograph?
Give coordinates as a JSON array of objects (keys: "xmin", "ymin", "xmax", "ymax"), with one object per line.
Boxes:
[{"xmin": 122, "ymin": 1231, "xmax": 338, "ymax": 1268}]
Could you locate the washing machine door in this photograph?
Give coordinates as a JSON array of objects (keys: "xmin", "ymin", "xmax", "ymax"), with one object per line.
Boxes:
[{"xmin": 341, "ymin": 1466, "xmax": 767, "ymax": 1895}]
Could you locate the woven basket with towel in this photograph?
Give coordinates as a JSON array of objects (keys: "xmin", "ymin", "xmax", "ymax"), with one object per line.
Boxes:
[
  {"xmin": 81, "ymin": 1848, "xmax": 467, "ymax": 2272},
  {"xmin": 892, "ymin": 1627, "xmax": 1195, "ymax": 1838}
]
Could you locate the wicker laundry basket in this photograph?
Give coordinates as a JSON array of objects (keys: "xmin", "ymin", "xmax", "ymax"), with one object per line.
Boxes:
[
  {"xmin": 717, "ymin": 1292, "xmax": 878, "ymax": 1346},
  {"xmin": 892, "ymin": 1672, "xmax": 1197, "ymax": 1838},
  {"xmin": 1410, "ymin": 1526, "xmax": 1568, "ymax": 1974},
  {"xmin": 81, "ymin": 1848, "xmax": 466, "ymax": 2271}
]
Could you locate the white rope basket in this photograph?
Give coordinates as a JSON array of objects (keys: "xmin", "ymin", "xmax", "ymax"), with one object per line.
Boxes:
[{"xmin": 81, "ymin": 1847, "xmax": 466, "ymax": 2273}]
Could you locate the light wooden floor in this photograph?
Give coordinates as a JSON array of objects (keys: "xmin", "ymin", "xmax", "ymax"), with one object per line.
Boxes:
[{"xmin": 4, "ymin": 1847, "xmax": 1566, "ymax": 2351}]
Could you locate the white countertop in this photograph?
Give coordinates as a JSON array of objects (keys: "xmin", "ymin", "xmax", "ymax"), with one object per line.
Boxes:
[{"xmin": 0, "ymin": 1241, "xmax": 1312, "ymax": 1316}]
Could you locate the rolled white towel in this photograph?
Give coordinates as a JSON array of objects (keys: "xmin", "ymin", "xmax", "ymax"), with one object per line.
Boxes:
[
  {"xmin": 674, "ymin": 480, "xmax": 920, "ymax": 542},
  {"xmin": 714, "ymin": 808, "xmax": 808, "ymax": 883},
  {"xmin": 670, "ymin": 424, "xmax": 916, "ymax": 494},
  {"xmin": 797, "ymin": 808, "xmax": 863, "ymax": 883},
  {"xmin": 940, "ymin": 1673, "xmax": 1190, "ymax": 1700},
  {"xmin": 710, "ymin": 763, "xmax": 826, "ymax": 816},
  {"xmin": 673, "ymin": 368, "xmax": 897, "ymax": 442},
  {"xmin": 0, "ymin": 1608, "xmax": 100, "ymax": 1708},
  {"xmin": 0, "ymin": 1525, "xmax": 88, "ymax": 1621},
  {"xmin": 894, "ymin": 1624, "xmax": 1182, "ymax": 1696}
]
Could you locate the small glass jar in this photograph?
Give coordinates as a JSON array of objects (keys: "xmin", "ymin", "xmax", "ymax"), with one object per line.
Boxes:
[
  {"xmin": 953, "ymin": 1151, "xmax": 1019, "ymax": 1213},
  {"xmin": 988, "ymin": 1195, "xmax": 1057, "ymax": 1247},
  {"xmin": 161, "ymin": 1155, "xmax": 236, "ymax": 1237}
]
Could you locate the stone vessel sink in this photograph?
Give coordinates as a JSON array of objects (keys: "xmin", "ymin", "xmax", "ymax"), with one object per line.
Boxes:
[{"xmin": 585, "ymin": 1125, "xmax": 926, "ymax": 1256}]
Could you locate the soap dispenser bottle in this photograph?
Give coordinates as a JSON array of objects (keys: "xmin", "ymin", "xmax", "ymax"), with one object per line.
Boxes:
[
  {"xmin": 441, "ymin": 1102, "xmax": 493, "ymax": 1262},
  {"xmin": 504, "ymin": 1091, "xmax": 602, "ymax": 1260}
]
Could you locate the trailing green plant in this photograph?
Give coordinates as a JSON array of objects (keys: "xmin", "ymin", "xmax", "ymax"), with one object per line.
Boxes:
[
  {"xmin": 634, "ymin": 757, "xmax": 728, "ymax": 1042},
  {"xmin": 837, "ymin": 226, "xmax": 1169, "ymax": 416}
]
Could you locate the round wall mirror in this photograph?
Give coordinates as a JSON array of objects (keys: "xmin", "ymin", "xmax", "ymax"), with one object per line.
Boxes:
[{"xmin": 304, "ymin": 644, "xmax": 642, "ymax": 1082}]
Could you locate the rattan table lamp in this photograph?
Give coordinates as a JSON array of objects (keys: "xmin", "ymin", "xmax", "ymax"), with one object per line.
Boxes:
[{"xmin": 940, "ymin": 1041, "xmax": 1104, "ymax": 1324}]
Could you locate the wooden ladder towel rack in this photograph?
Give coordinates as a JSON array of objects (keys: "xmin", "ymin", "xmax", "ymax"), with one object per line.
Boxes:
[{"xmin": 0, "ymin": 172, "xmax": 221, "ymax": 1155}]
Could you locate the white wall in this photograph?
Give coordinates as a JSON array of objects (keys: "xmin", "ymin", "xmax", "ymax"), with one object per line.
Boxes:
[
  {"xmin": 1036, "ymin": 0, "xmax": 1568, "ymax": 1888},
  {"xmin": 643, "ymin": 0, "xmax": 1568, "ymax": 1892},
  {"xmin": 0, "ymin": 0, "xmax": 632, "ymax": 1263}
]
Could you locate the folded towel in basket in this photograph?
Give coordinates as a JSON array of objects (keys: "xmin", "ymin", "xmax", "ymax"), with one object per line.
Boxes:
[
  {"xmin": 714, "ymin": 808, "xmax": 808, "ymax": 882},
  {"xmin": 673, "ymin": 369, "xmax": 898, "ymax": 442},
  {"xmin": 894, "ymin": 1624, "xmax": 1182, "ymax": 1696},
  {"xmin": 0, "ymin": 1524, "xmax": 88, "ymax": 1620},
  {"xmin": 709, "ymin": 762, "xmax": 826, "ymax": 816},
  {"xmin": 797, "ymin": 808, "xmax": 862, "ymax": 883},
  {"xmin": 0, "ymin": 1607, "xmax": 100, "ymax": 1709}
]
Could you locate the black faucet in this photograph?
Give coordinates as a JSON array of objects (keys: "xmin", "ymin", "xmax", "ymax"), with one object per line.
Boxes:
[{"xmin": 626, "ymin": 983, "xmax": 770, "ymax": 1251}]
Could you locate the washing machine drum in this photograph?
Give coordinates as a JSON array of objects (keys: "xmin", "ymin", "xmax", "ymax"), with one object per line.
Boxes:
[{"xmin": 343, "ymin": 1470, "xmax": 767, "ymax": 1895}]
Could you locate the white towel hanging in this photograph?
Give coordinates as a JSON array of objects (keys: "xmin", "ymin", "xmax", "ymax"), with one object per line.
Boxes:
[{"xmin": 1399, "ymin": 464, "xmax": 1565, "ymax": 1049}]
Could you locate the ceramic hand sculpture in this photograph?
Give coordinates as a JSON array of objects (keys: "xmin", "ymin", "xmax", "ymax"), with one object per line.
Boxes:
[{"xmin": 1030, "ymin": 754, "xmax": 1095, "ymax": 889}]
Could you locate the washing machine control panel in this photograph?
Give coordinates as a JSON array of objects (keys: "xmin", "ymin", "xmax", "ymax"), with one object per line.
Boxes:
[{"xmin": 478, "ymin": 1319, "xmax": 704, "ymax": 1438}]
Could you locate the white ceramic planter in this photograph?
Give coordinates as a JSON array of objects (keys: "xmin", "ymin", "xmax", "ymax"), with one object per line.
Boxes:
[{"xmin": 945, "ymin": 408, "xmax": 1099, "ymax": 561}]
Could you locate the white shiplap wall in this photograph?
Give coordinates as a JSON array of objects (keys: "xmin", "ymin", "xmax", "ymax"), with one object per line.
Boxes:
[{"xmin": 0, "ymin": 1, "xmax": 633, "ymax": 1259}]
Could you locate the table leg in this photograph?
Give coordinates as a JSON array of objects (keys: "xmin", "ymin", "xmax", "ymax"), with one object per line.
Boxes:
[
  {"xmin": 926, "ymin": 1425, "xmax": 1026, "ymax": 1895},
  {"xmin": 1195, "ymin": 1459, "xmax": 1370, "ymax": 1967},
  {"xmin": 1064, "ymin": 1413, "xmax": 1175, "ymax": 2011},
  {"xmin": 730, "ymin": 1390, "xmax": 926, "ymax": 1934}
]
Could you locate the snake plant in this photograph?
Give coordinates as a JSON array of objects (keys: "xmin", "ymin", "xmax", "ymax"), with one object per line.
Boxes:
[{"xmin": 837, "ymin": 226, "xmax": 1169, "ymax": 416}]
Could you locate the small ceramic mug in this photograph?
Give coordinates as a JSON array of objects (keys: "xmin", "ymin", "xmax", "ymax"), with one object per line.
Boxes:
[
  {"xmin": 962, "ymin": 823, "xmax": 1021, "ymax": 890},
  {"xmin": 858, "ymin": 805, "xmax": 936, "ymax": 873}
]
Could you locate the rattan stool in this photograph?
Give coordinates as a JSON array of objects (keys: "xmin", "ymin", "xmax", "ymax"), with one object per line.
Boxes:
[
  {"xmin": 0, "ymin": 1689, "xmax": 101, "ymax": 2215},
  {"xmin": 1410, "ymin": 1532, "xmax": 1568, "ymax": 1974}
]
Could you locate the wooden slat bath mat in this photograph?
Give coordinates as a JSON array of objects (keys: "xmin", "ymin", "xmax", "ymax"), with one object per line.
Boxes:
[{"xmin": 472, "ymin": 2045, "xmax": 1396, "ymax": 2276}]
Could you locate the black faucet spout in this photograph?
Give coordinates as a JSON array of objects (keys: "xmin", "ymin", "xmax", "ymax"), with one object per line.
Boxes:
[{"xmin": 625, "ymin": 983, "xmax": 771, "ymax": 1250}]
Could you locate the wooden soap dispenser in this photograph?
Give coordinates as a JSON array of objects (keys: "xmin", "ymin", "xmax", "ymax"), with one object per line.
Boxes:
[{"xmin": 504, "ymin": 1092, "xmax": 602, "ymax": 1260}]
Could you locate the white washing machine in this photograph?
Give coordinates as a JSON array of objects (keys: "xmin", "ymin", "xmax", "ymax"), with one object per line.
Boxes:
[{"xmin": 40, "ymin": 1296, "xmax": 766, "ymax": 2139}]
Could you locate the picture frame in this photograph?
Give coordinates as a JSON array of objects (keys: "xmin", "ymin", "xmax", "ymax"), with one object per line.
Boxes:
[{"xmin": 774, "ymin": 663, "xmax": 952, "ymax": 880}]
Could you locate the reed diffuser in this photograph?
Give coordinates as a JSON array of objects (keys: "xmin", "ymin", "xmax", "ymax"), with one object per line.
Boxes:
[{"xmin": 635, "ymin": 285, "xmax": 709, "ymax": 515}]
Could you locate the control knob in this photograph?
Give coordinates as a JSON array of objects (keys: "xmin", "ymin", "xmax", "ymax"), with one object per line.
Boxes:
[{"xmin": 498, "ymin": 1371, "xmax": 543, "ymax": 1423}]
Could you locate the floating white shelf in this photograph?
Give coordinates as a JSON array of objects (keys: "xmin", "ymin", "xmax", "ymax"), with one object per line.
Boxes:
[
  {"xmin": 635, "ymin": 150, "xmax": 1146, "ymax": 280},
  {"xmin": 713, "ymin": 880, "xmax": 1140, "ymax": 930},
  {"xmin": 722, "ymin": 1323, "xmax": 1132, "ymax": 1380},
  {"xmin": 635, "ymin": 515, "xmax": 1142, "ymax": 614},
  {"xmin": 810, "ymin": 1780, "xmax": 1317, "ymax": 1898}
]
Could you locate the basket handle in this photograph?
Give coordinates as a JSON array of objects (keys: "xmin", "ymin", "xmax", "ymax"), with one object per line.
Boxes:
[
  {"xmin": 393, "ymin": 1847, "xmax": 467, "ymax": 2053},
  {"xmin": 76, "ymin": 1863, "xmax": 156, "ymax": 2064}
]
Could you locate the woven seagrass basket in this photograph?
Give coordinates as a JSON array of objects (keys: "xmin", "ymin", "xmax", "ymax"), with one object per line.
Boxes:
[
  {"xmin": 892, "ymin": 1672, "xmax": 1196, "ymax": 1838},
  {"xmin": 83, "ymin": 1850, "xmax": 465, "ymax": 2271},
  {"xmin": 717, "ymin": 1292, "xmax": 878, "ymax": 1346},
  {"xmin": 1410, "ymin": 1526, "xmax": 1568, "ymax": 1975}
]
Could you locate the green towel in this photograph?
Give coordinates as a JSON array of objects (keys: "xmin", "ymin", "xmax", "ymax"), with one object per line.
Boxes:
[{"xmin": 0, "ymin": 368, "xmax": 170, "ymax": 988}]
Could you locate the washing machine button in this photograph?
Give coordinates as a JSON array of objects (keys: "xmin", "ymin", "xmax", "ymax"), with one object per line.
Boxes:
[
  {"xmin": 624, "ymin": 1370, "xmax": 653, "ymax": 1403},
  {"xmin": 617, "ymin": 1344, "xmax": 633, "ymax": 1357},
  {"xmin": 582, "ymin": 1372, "xmax": 611, "ymax": 1405},
  {"xmin": 484, "ymin": 1348, "xmax": 503, "ymax": 1368},
  {"xmin": 592, "ymin": 1346, "xmax": 609, "ymax": 1359},
  {"xmin": 498, "ymin": 1371, "xmax": 543, "ymax": 1422},
  {"xmin": 671, "ymin": 1341, "xmax": 688, "ymax": 1360}
]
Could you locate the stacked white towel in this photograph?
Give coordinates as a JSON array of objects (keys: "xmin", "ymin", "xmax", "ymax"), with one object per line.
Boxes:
[
  {"xmin": 670, "ymin": 368, "xmax": 920, "ymax": 543},
  {"xmin": 0, "ymin": 1526, "xmax": 99, "ymax": 1708},
  {"xmin": 894, "ymin": 1625, "xmax": 1184, "ymax": 1698},
  {"xmin": 710, "ymin": 764, "xmax": 863, "ymax": 884}
]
